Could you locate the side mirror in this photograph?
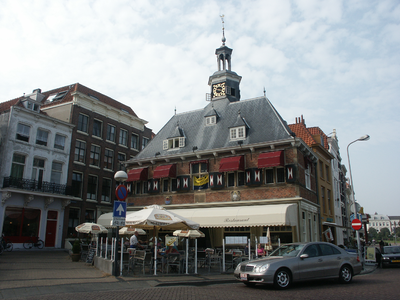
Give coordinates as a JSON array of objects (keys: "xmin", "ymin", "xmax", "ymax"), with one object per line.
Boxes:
[{"xmin": 300, "ymin": 254, "xmax": 309, "ymax": 259}]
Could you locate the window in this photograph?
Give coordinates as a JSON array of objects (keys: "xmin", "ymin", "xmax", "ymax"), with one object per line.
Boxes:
[
  {"xmin": 92, "ymin": 119, "xmax": 102, "ymax": 138},
  {"xmin": 50, "ymin": 161, "xmax": 62, "ymax": 184},
  {"xmin": 89, "ymin": 145, "xmax": 101, "ymax": 167},
  {"xmin": 131, "ymin": 134, "xmax": 138, "ymax": 149},
  {"xmin": 227, "ymin": 173, "xmax": 235, "ymax": 187},
  {"xmin": 237, "ymin": 172, "xmax": 245, "ymax": 186},
  {"xmin": 118, "ymin": 153, "xmax": 126, "ymax": 170},
  {"xmin": 54, "ymin": 134, "xmax": 66, "ymax": 150},
  {"xmin": 327, "ymin": 189, "xmax": 332, "ymax": 215},
  {"xmin": 163, "ymin": 137, "xmax": 185, "ymax": 150},
  {"xmin": 142, "ymin": 137, "xmax": 149, "ymax": 149},
  {"xmin": 25, "ymin": 101, "xmax": 39, "ymax": 111},
  {"xmin": 85, "ymin": 210, "xmax": 95, "ymax": 223},
  {"xmin": 67, "ymin": 208, "xmax": 80, "ymax": 237},
  {"xmin": 11, "ymin": 153, "xmax": 26, "ymax": 179},
  {"xmin": 74, "ymin": 140, "xmax": 86, "ymax": 163},
  {"xmin": 321, "ymin": 186, "xmax": 326, "ymax": 214},
  {"xmin": 265, "ymin": 168, "xmax": 285, "ymax": 184},
  {"xmin": 163, "ymin": 179, "xmax": 169, "ymax": 192},
  {"xmin": 35, "ymin": 129, "xmax": 49, "ymax": 146},
  {"xmin": 16, "ymin": 123, "xmax": 30, "ymax": 142},
  {"xmin": 319, "ymin": 161, "xmax": 324, "ymax": 179},
  {"xmin": 230, "ymin": 126, "xmax": 246, "ymax": 141},
  {"xmin": 32, "ymin": 158, "xmax": 45, "ymax": 185},
  {"xmin": 305, "ymin": 165, "xmax": 311, "ymax": 189},
  {"xmin": 77, "ymin": 114, "xmax": 89, "ymax": 133},
  {"xmin": 119, "ymin": 129, "xmax": 128, "ymax": 146},
  {"xmin": 206, "ymin": 116, "xmax": 216, "ymax": 125},
  {"xmin": 170, "ymin": 178, "xmax": 177, "ymax": 192},
  {"xmin": 72, "ymin": 172, "xmax": 83, "ymax": 198},
  {"xmin": 87, "ymin": 175, "xmax": 97, "ymax": 200},
  {"xmin": 136, "ymin": 182, "xmax": 142, "ymax": 194},
  {"xmin": 104, "ymin": 149, "xmax": 114, "ymax": 170},
  {"xmin": 191, "ymin": 162, "xmax": 208, "ymax": 190},
  {"xmin": 3, "ymin": 207, "xmax": 41, "ymax": 241},
  {"xmin": 326, "ymin": 165, "xmax": 330, "ymax": 182},
  {"xmin": 101, "ymin": 178, "xmax": 112, "ymax": 202},
  {"xmin": 106, "ymin": 124, "xmax": 116, "ymax": 142}
]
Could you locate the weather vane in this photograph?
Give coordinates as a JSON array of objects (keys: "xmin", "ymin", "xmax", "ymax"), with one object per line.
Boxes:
[{"xmin": 220, "ymin": 14, "xmax": 226, "ymax": 46}]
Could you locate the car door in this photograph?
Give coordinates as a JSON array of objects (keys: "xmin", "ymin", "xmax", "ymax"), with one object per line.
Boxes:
[
  {"xmin": 298, "ymin": 244, "xmax": 324, "ymax": 280},
  {"xmin": 319, "ymin": 244, "xmax": 343, "ymax": 277}
]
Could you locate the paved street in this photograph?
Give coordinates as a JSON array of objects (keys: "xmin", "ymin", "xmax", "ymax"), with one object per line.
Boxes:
[{"xmin": 1, "ymin": 250, "xmax": 399, "ymax": 300}]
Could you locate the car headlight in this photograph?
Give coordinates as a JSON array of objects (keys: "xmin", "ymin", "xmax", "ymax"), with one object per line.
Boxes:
[
  {"xmin": 383, "ymin": 257, "xmax": 389, "ymax": 260},
  {"xmin": 254, "ymin": 264, "xmax": 270, "ymax": 273}
]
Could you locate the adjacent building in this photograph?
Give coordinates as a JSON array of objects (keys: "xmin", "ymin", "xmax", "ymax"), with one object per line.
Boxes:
[
  {"xmin": 121, "ymin": 36, "xmax": 320, "ymax": 249},
  {"xmin": 288, "ymin": 117, "xmax": 336, "ymax": 244},
  {"xmin": 0, "ymin": 89, "xmax": 74, "ymax": 248},
  {"xmin": 1, "ymin": 84, "xmax": 153, "ymax": 247}
]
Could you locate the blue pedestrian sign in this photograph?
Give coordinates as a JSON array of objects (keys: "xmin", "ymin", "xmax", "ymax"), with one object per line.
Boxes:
[{"xmin": 112, "ymin": 201, "xmax": 127, "ymax": 226}]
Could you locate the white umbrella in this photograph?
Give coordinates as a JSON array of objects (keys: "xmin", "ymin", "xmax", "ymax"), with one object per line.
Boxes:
[
  {"xmin": 125, "ymin": 205, "xmax": 199, "ymax": 230},
  {"xmin": 266, "ymin": 227, "xmax": 273, "ymax": 251},
  {"xmin": 119, "ymin": 227, "xmax": 146, "ymax": 235},
  {"xmin": 173, "ymin": 229, "xmax": 205, "ymax": 238},
  {"xmin": 75, "ymin": 222, "xmax": 108, "ymax": 234},
  {"xmin": 125, "ymin": 204, "xmax": 199, "ymax": 275}
]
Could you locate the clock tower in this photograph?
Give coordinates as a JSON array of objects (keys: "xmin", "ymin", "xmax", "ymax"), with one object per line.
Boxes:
[{"xmin": 208, "ymin": 16, "xmax": 242, "ymax": 102}]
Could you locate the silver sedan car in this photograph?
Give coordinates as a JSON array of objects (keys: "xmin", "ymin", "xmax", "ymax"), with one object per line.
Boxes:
[{"xmin": 234, "ymin": 242, "xmax": 362, "ymax": 289}]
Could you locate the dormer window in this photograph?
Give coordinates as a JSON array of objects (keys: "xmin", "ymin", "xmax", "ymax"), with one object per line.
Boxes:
[
  {"xmin": 25, "ymin": 101, "xmax": 40, "ymax": 112},
  {"xmin": 206, "ymin": 116, "xmax": 216, "ymax": 126},
  {"xmin": 230, "ymin": 126, "xmax": 246, "ymax": 140},
  {"xmin": 163, "ymin": 137, "xmax": 185, "ymax": 150},
  {"xmin": 47, "ymin": 90, "xmax": 67, "ymax": 103}
]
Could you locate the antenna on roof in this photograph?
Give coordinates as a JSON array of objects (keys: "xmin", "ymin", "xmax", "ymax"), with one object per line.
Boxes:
[
  {"xmin": 220, "ymin": 14, "xmax": 226, "ymax": 46},
  {"xmin": 263, "ymin": 87, "xmax": 266, "ymax": 97},
  {"xmin": 174, "ymin": 106, "xmax": 176, "ymax": 115}
]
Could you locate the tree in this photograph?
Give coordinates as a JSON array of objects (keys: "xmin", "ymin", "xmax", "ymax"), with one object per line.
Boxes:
[
  {"xmin": 380, "ymin": 228, "xmax": 391, "ymax": 240},
  {"xmin": 368, "ymin": 227, "xmax": 378, "ymax": 241}
]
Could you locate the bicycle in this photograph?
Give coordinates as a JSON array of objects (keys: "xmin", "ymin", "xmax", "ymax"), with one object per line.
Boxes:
[
  {"xmin": 23, "ymin": 237, "xmax": 44, "ymax": 249},
  {"xmin": 0, "ymin": 234, "xmax": 13, "ymax": 253}
]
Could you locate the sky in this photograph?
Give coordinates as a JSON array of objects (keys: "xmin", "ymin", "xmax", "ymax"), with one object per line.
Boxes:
[{"xmin": 1, "ymin": 0, "xmax": 399, "ymax": 216}]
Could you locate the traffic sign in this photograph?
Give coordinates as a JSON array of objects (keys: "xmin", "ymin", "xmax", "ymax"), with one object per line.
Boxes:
[
  {"xmin": 352, "ymin": 218, "xmax": 362, "ymax": 230},
  {"xmin": 115, "ymin": 184, "xmax": 128, "ymax": 201},
  {"xmin": 112, "ymin": 201, "xmax": 127, "ymax": 226}
]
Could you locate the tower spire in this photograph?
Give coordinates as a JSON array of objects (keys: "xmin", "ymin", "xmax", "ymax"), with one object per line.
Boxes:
[{"xmin": 220, "ymin": 14, "xmax": 226, "ymax": 46}]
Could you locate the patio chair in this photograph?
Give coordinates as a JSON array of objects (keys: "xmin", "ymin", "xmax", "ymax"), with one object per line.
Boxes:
[
  {"xmin": 133, "ymin": 250, "xmax": 149, "ymax": 275},
  {"xmin": 197, "ymin": 251, "xmax": 207, "ymax": 268},
  {"xmin": 166, "ymin": 253, "xmax": 181, "ymax": 274}
]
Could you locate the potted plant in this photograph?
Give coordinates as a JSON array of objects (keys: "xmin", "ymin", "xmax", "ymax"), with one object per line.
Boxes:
[{"xmin": 71, "ymin": 239, "xmax": 81, "ymax": 262}]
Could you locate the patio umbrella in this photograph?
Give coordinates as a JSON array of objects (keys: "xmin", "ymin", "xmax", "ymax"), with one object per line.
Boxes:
[
  {"xmin": 125, "ymin": 204, "xmax": 199, "ymax": 230},
  {"xmin": 173, "ymin": 229, "xmax": 205, "ymax": 274},
  {"xmin": 125, "ymin": 204, "xmax": 200, "ymax": 275},
  {"xmin": 119, "ymin": 227, "xmax": 146, "ymax": 235},
  {"xmin": 173, "ymin": 229, "xmax": 205, "ymax": 238},
  {"xmin": 75, "ymin": 222, "xmax": 108, "ymax": 234}
]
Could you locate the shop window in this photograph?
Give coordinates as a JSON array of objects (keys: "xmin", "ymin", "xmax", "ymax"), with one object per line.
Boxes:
[{"xmin": 2, "ymin": 207, "xmax": 41, "ymax": 243}]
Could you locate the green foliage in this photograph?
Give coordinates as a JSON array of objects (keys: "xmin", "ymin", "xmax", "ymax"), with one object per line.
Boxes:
[{"xmin": 72, "ymin": 239, "xmax": 81, "ymax": 254}]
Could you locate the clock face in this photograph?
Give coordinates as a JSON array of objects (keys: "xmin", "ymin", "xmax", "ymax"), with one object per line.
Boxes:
[{"xmin": 213, "ymin": 82, "xmax": 226, "ymax": 97}]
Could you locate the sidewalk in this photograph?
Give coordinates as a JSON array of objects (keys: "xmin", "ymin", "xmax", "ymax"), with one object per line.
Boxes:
[{"xmin": 0, "ymin": 249, "xmax": 376, "ymax": 299}]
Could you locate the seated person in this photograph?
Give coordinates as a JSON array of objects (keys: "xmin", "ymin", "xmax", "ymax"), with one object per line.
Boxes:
[
  {"xmin": 129, "ymin": 231, "xmax": 144, "ymax": 249},
  {"xmin": 257, "ymin": 243, "xmax": 265, "ymax": 256}
]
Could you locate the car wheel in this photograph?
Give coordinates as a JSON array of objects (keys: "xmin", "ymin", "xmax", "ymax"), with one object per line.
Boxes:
[
  {"xmin": 339, "ymin": 265, "xmax": 352, "ymax": 283},
  {"xmin": 274, "ymin": 268, "xmax": 291, "ymax": 289},
  {"xmin": 243, "ymin": 282, "xmax": 256, "ymax": 287}
]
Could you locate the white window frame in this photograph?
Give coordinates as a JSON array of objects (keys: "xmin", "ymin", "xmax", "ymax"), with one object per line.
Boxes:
[
  {"xmin": 230, "ymin": 126, "xmax": 246, "ymax": 141},
  {"xmin": 54, "ymin": 134, "xmax": 66, "ymax": 150},
  {"xmin": 163, "ymin": 137, "xmax": 185, "ymax": 150},
  {"xmin": 16, "ymin": 123, "xmax": 30, "ymax": 142},
  {"xmin": 305, "ymin": 165, "xmax": 311, "ymax": 189},
  {"xmin": 50, "ymin": 161, "xmax": 63, "ymax": 184},
  {"xmin": 119, "ymin": 129, "xmax": 128, "ymax": 146},
  {"xmin": 36, "ymin": 128, "xmax": 49, "ymax": 146},
  {"xmin": 206, "ymin": 116, "xmax": 216, "ymax": 126},
  {"xmin": 92, "ymin": 119, "xmax": 103, "ymax": 138}
]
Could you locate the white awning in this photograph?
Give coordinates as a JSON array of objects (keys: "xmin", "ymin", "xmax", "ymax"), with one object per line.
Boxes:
[{"xmin": 168, "ymin": 204, "xmax": 298, "ymax": 228}]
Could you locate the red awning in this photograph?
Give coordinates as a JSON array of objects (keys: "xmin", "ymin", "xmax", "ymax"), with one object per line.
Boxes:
[
  {"xmin": 127, "ymin": 168, "xmax": 148, "ymax": 181},
  {"xmin": 258, "ymin": 151, "xmax": 284, "ymax": 168},
  {"xmin": 153, "ymin": 164, "xmax": 177, "ymax": 179},
  {"xmin": 219, "ymin": 156, "xmax": 244, "ymax": 172}
]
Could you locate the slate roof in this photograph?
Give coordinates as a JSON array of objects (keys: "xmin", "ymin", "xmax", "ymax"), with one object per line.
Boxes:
[{"xmin": 134, "ymin": 96, "xmax": 295, "ymax": 160}]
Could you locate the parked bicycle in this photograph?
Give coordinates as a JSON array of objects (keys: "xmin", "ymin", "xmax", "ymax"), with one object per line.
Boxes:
[
  {"xmin": 0, "ymin": 233, "xmax": 13, "ymax": 254},
  {"xmin": 23, "ymin": 237, "xmax": 44, "ymax": 249}
]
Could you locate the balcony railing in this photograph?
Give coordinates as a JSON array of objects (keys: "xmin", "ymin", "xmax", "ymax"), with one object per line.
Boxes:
[{"xmin": 3, "ymin": 177, "xmax": 73, "ymax": 196}]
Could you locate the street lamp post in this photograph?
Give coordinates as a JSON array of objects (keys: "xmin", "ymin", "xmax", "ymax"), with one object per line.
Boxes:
[{"xmin": 346, "ymin": 134, "xmax": 370, "ymax": 265}]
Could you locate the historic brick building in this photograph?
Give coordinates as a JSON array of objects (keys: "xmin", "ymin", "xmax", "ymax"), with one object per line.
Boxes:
[{"xmin": 123, "ymin": 35, "xmax": 320, "ymax": 249}]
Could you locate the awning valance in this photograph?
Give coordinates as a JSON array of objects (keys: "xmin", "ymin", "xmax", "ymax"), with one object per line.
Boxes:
[
  {"xmin": 153, "ymin": 164, "xmax": 176, "ymax": 179},
  {"xmin": 258, "ymin": 151, "xmax": 284, "ymax": 168},
  {"xmin": 127, "ymin": 168, "xmax": 148, "ymax": 181},
  {"xmin": 168, "ymin": 204, "xmax": 298, "ymax": 228},
  {"xmin": 219, "ymin": 156, "xmax": 244, "ymax": 172}
]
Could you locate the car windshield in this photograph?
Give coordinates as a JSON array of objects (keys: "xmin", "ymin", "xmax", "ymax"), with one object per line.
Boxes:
[
  {"xmin": 383, "ymin": 246, "xmax": 400, "ymax": 254},
  {"xmin": 269, "ymin": 244, "xmax": 305, "ymax": 257}
]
